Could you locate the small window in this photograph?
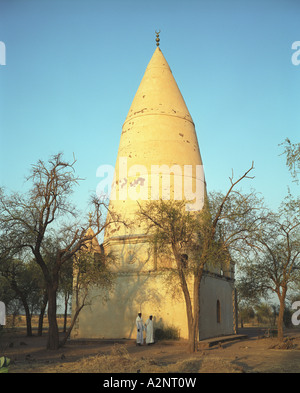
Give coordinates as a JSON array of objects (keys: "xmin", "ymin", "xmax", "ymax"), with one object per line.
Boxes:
[{"xmin": 217, "ymin": 300, "xmax": 221, "ymax": 323}]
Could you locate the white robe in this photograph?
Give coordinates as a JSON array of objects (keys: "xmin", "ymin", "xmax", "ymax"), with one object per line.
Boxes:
[
  {"xmin": 145, "ymin": 318, "xmax": 154, "ymax": 344},
  {"xmin": 136, "ymin": 316, "xmax": 144, "ymax": 344}
]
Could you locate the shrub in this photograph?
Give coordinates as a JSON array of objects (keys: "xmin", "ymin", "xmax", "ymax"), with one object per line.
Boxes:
[{"xmin": 154, "ymin": 325, "xmax": 180, "ymax": 340}]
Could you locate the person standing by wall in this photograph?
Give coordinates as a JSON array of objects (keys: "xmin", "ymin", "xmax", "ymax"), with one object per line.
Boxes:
[
  {"xmin": 136, "ymin": 313, "xmax": 144, "ymax": 346},
  {"xmin": 145, "ymin": 315, "xmax": 154, "ymax": 345}
]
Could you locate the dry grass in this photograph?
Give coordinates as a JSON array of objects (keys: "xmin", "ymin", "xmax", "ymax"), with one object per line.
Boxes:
[
  {"xmin": 269, "ymin": 337, "xmax": 297, "ymax": 350},
  {"xmin": 5, "ymin": 315, "xmax": 69, "ymax": 330},
  {"xmin": 29, "ymin": 344, "xmax": 244, "ymax": 374},
  {"xmin": 47, "ymin": 351, "xmax": 204, "ymax": 373},
  {"xmin": 2, "ymin": 324, "xmax": 300, "ymax": 373}
]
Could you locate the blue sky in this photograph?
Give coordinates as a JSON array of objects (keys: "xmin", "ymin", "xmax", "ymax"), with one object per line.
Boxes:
[{"xmin": 0, "ymin": 0, "xmax": 299, "ymax": 217}]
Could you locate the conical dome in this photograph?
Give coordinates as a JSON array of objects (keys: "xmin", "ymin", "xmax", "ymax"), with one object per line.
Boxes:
[
  {"xmin": 104, "ymin": 46, "xmax": 205, "ymax": 241},
  {"xmin": 124, "ymin": 47, "xmax": 194, "ymax": 125}
]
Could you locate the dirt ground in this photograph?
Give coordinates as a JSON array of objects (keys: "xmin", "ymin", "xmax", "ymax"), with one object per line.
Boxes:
[{"xmin": 1, "ymin": 327, "xmax": 300, "ymax": 373}]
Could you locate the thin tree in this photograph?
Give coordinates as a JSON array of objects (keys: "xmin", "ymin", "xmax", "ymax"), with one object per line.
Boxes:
[
  {"xmin": 138, "ymin": 163, "xmax": 261, "ymax": 352},
  {"xmin": 0, "ymin": 153, "xmax": 123, "ymax": 349},
  {"xmin": 241, "ymin": 196, "xmax": 300, "ymax": 341},
  {"xmin": 57, "ymin": 257, "xmax": 73, "ymax": 334},
  {"xmin": 0, "ymin": 257, "xmax": 43, "ymax": 336},
  {"xmin": 235, "ymin": 275, "xmax": 261, "ymax": 328},
  {"xmin": 60, "ymin": 248, "xmax": 114, "ymax": 347}
]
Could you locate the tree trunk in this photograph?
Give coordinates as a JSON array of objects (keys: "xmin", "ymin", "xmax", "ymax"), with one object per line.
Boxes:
[
  {"xmin": 47, "ymin": 284, "xmax": 59, "ymax": 350},
  {"xmin": 38, "ymin": 291, "xmax": 48, "ymax": 336},
  {"xmin": 277, "ymin": 290, "xmax": 287, "ymax": 342},
  {"xmin": 172, "ymin": 245, "xmax": 194, "ymax": 347},
  {"xmin": 60, "ymin": 305, "xmax": 84, "ymax": 348},
  {"xmin": 63, "ymin": 294, "xmax": 69, "ymax": 333},
  {"xmin": 181, "ymin": 278, "xmax": 194, "ymax": 348},
  {"xmin": 188, "ymin": 323, "xmax": 197, "ymax": 353},
  {"xmin": 189, "ymin": 272, "xmax": 201, "ymax": 353},
  {"xmin": 11, "ymin": 282, "xmax": 32, "ymax": 337},
  {"xmin": 24, "ymin": 303, "xmax": 32, "ymax": 337}
]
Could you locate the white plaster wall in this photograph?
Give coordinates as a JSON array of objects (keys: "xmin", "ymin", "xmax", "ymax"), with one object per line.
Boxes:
[
  {"xmin": 71, "ymin": 271, "xmax": 191, "ymax": 340},
  {"xmin": 71, "ymin": 268, "xmax": 235, "ymax": 341}
]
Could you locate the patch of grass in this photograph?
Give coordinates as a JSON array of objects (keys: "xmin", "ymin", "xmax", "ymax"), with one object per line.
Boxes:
[
  {"xmin": 74, "ymin": 350, "xmax": 164, "ymax": 373},
  {"xmin": 167, "ymin": 358, "xmax": 202, "ymax": 373}
]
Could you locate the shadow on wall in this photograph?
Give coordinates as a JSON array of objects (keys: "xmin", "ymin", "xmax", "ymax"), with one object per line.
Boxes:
[{"xmin": 77, "ymin": 238, "xmax": 169, "ymax": 339}]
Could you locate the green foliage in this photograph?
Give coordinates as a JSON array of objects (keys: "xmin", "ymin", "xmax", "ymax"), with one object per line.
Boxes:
[
  {"xmin": 239, "ymin": 305, "xmax": 255, "ymax": 323},
  {"xmin": 0, "ymin": 258, "xmax": 45, "ymax": 316},
  {"xmin": 137, "ymin": 197, "xmax": 231, "ymax": 276},
  {"xmin": 255, "ymin": 303, "xmax": 274, "ymax": 326},
  {"xmin": 0, "ymin": 356, "xmax": 10, "ymax": 373}
]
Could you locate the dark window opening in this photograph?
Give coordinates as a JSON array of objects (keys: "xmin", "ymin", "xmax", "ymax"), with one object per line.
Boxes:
[{"xmin": 217, "ymin": 300, "xmax": 221, "ymax": 323}]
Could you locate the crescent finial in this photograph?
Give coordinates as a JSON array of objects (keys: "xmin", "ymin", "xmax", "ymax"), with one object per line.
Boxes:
[{"xmin": 155, "ymin": 30, "xmax": 161, "ymax": 47}]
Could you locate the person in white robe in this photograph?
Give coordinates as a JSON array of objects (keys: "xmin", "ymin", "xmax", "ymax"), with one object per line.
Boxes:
[
  {"xmin": 145, "ymin": 315, "xmax": 154, "ymax": 345},
  {"xmin": 136, "ymin": 313, "xmax": 144, "ymax": 345}
]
